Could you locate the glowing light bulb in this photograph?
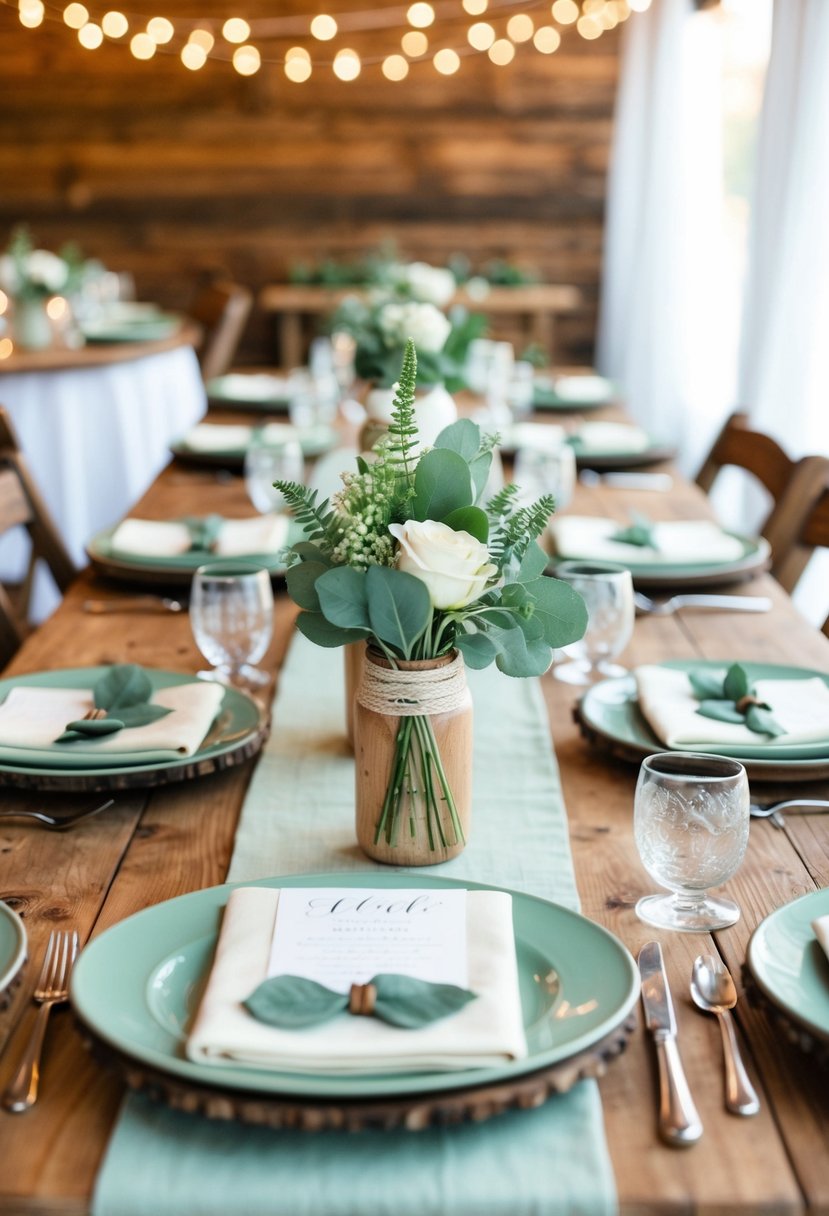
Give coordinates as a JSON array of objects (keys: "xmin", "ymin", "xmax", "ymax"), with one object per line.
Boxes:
[
  {"xmin": 46, "ymin": 296, "xmax": 69, "ymax": 320},
  {"xmin": 181, "ymin": 43, "xmax": 207, "ymax": 68},
  {"xmin": 310, "ymin": 14, "xmax": 337, "ymax": 40},
  {"xmin": 0, "ymin": 339, "xmax": 13, "ymax": 361},
  {"xmin": 551, "ymin": 0, "xmax": 578, "ymax": 23},
  {"xmin": 189, "ymin": 28, "xmax": 214, "ymax": 51},
  {"xmin": 433, "ymin": 47, "xmax": 460, "ymax": 74},
  {"xmin": 401, "ymin": 30, "xmax": 428, "ymax": 55},
  {"xmin": 488, "ymin": 37, "xmax": 515, "ymax": 64},
  {"xmin": 285, "ymin": 55, "xmax": 312, "ymax": 81},
  {"xmin": 0, "ymin": 291, "xmax": 7, "ymax": 314},
  {"xmin": 576, "ymin": 13, "xmax": 602, "ymax": 37},
  {"xmin": 467, "ymin": 21, "xmax": 494, "ymax": 49},
  {"xmin": 583, "ymin": 0, "xmax": 604, "ymax": 12},
  {"xmin": 462, "ymin": 0, "xmax": 487, "ymax": 12},
  {"xmin": 147, "ymin": 16, "xmax": 174, "ymax": 43},
  {"xmin": 285, "ymin": 45, "xmax": 311, "ymax": 61},
  {"xmin": 506, "ymin": 13, "xmax": 534, "ymax": 41},
  {"xmin": 407, "ymin": 2, "xmax": 434, "ymax": 28},
  {"xmin": 628, "ymin": 0, "xmax": 651, "ymax": 8},
  {"xmin": 333, "ymin": 48, "xmax": 361, "ymax": 80},
  {"xmin": 78, "ymin": 20, "xmax": 103, "ymax": 47},
  {"xmin": 222, "ymin": 17, "xmax": 250, "ymax": 43},
  {"xmin": 101, "ymin": 11, "xmax": 128, "ymax": 37},
  {"xmin": 63, "ymin": 3, "xmax": 88, "ymax": 29},
  {"xmin": 533, "ymin": 24, "xmax": 561, "ymax": 52},
  {"xmin": 232, "ymin": 44, "xmax": 260, "ymax": 74},
  {"xmin": 382, "ymin": 53, "xmax": 409, "ymax": 80},
  {"xmin": 130, "ymin": 32, "xmax": 155, "ymax": 58},
  {"xmin": 19, "ymin": 0, "xmax": 44, "ymax": 27}
]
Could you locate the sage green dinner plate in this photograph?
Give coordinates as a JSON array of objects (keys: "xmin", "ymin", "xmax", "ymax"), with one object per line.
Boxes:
[
  {"xmin": 86, "ymin": 517, "xmax": 305, "ymax": 586},
  {"xmin": 533, "ymin": 381, "xmax": 610, "ymax": 412},
  {"xmin": 578, "ymin": 660, "xmax": 829, "ymax": 777},
  {"xmin": 747, "ymin": 889, "xmax": 829, "ymax": 1044},
  {"xmin": 81, "ymin": 315, "xmax": 182, "ymax": 343},
  {"xmin": 566, "ymin": 437, "xmax": 676, "ymax": 471},
  {"xmin": 0, "ymin": 901, "xmax": 26, "ymax": 1000},
  {"xmin": 170, "ymin": 425, "xmax": 338, "ymax": 468},
  {"xmin": 551, "ymin": 533, "xmax": 770, "ymax": 589},
  {"xmin": 70, "ymin": 872, "xmax": 639, "ymax": 1099},
  {"xmin": 207, "ymin": 374, "xmax": 292, "ymax": 412},
  {"xmin": 0, "ymin": 667, "xmax": 263, "ymax": 781}
]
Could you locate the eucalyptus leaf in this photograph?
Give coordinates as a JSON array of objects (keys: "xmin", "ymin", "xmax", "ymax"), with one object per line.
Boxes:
[
  {"xmin": 296, "ymin": 611, "xmax": 368, "ymax": 649},
  {"xmin": 55, "ymin": 717, "xmax": 126, "ymax": 743},
  {"xmin": 456, "ymin": 630, "xmax": 497, "ymax": 669},
  {"xmin": 723, "ymin": 663, "xmax": 750, "ymax": 702},
  {"xmin": 696, "ymin": 700, "xmax": 747, "ymax": 725},
  {"xmin": 94, "ymin": 664, "xmax": 154, "ymax": 711},
  {"xmin": 366, "ymin": 566, "xmax": 431, "ymax": 659},
  {"xmin": 434, "ymin": 418, "xmax": 481, "ymax": 461},
  {"xmin": 745, "ymin": 704, "xmax": 785, "ymax": 737},
  {"xmin": 111, "ymin": 703, "xmax": 173, "ymax": 728},
  {"xmin": 244, "ymin": 976, "xmax": 347, "ymax": 1029},
  {"xmin": 469, "ymin": 451, "xmax": 493, "ymax": 502},
  {"xmin": 317, "ymin": 566, "xmax": 372, "ymax": 631},
  {"xmin": 185, "ymin": 514, "xmax": 224, "ymax": 553},
  {"xmin": 514, "ymin": 540, "xmax": 549, "ymax": 585},
  {"xmin": 442, "ymin": 506, "xmax": 489, "ymax": 543},
  {"xmin": 413, "ymin": 449, "xmax": 473, "ymax": 522},
  {"xmin": 372, "ymin": 974, "xmax": 477, "ymax": 1028},
  {"xmin": 286, "ymin": 561, "xmax": 329, "ymax": 612},
  {"xmin": 523, "ymin": 576, "xmax": 589, "ymax": 650},
  {"xmin": 610, "ymin": 511, "xmax": 657, "ymax": 549},
  {"xmin": 688, "ymin": 670, "xmax": 728, "ymax": 700},
  {"xmin": 290, "ymin": 542, "xmax": 333, "ymax": 567}
]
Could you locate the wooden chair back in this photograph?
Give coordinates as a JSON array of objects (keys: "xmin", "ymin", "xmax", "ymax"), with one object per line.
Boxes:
[
  {"xmin": 190, "ymin": 281, "xmax": 253, "ymax": 383},
  {"xmin": 0, "ymin": 406, "xmax": 77, "ymax": 665},
  {"xmin": 771, "ymin": 475, "xmax": 829, "ymax": 624}
]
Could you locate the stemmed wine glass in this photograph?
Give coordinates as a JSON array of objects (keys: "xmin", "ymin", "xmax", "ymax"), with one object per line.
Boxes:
[
  {"xmin": 514, "ymin": 443, "xmax": 577, "ymax": 513},
  {"xmin": 552, "ymin": 560, "xmax": 634, "ymax": 684},
  {"xmin": 243, "ymin": 434, "xmax": 304, "ymax": 515},
  {"xmin": 191, "ymin": 563, "xmax": 274, "ymax": 689},
  {"xmin": 634, "ymin": 752, "xmax": 750, "ymax": 931}
]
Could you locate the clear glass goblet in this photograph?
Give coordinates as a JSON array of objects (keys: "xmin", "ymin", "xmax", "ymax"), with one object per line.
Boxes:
[
  {"xmin": 244, "ymin": 435, "xmax": 304, "ymax": 515},
  {"xmin": 552, "ymin": 560, "xmax": 634, "ymax": 684},
  {"xmin": 191, "ymin": 563, "xmax": 274, "ymax": 689},
  {"xmin": 514, "ymin": 443, "xmax": 577, "ymax": 513},
  {"xmin": 634, "ymin": 752, "xmax": 750, "ymax": 931}
]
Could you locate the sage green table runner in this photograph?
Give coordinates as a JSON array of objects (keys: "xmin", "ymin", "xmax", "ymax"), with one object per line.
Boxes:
[{"xmin": 92, "ymin": 635, "xmax": 617, "ymax": 1216}]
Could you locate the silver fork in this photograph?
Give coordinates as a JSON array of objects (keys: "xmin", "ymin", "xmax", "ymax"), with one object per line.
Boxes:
[
  {"xmin": 0, "ymin": 799, "xmax": 114, "ymax": 830},
  {"xmin": 2, "ymin": 929, "xmax": 79, "ymax": 1112}
]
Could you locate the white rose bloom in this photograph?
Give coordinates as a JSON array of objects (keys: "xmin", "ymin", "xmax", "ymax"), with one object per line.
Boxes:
[
  {"xmin": 379, "ymin": 301, "xmax": 451, "ymax": 353},
  {"xmin": 0, "ymin": 250, "xmax": 67, "ymax": 294},
  {"xmin": 389, "ymin": 519, "xmax": 497, "ymax": 610},
  {"xmin": 403, "ymin": 262, "xmax": 456, "ymax": 308}
]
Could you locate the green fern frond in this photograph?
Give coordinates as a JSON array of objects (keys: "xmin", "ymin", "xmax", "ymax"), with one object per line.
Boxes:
[
  {"xmin": 486, "ymin": 483, "xmax": 520, "ymax": 521},
  {"xmin": 487, "ymin": 489, "xmax": 555, "ymax": 570},
  {"xmin": 273, "ymin": 482, "xmax": 340, "ymax": 550},
  {"xmin": 385, "ymin": 339, "xmax": 419, "ymax": 486}
]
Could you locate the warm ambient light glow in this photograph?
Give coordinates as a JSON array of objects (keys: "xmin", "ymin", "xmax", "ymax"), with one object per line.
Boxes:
[
  {"xmin": 232, "ymin": 44, "xmax": 260, "ymax": 74},
  {"xmin": 628, "ymin": 0, "xmax": 651, "ymax": 9},
  {"xmin": 130, "ymin": 31, "xmax": 155, "ymax": 58},
  {"xmin": 181, "ymin": 42, "xmax": 207, "ymax": 68},
  {"xmin": 310, "ymin": 14, "xmax": 337, "ymax": 40},
  {"xmin": 407, "ymin": 3, "xmax": 435, "ymax": 28},
  {"xmin": 488, "ymin": 37, "xmax": 515, "ymax": 64},
  {"xmin": 576, "ymin": 14, "xmax": 602, "ymax": 38},
  {"xmin": 222, "ymin": 17, "xmax": 250, "ymax": 43},
  {"xmin": 78, "ymin": 20, "xmax": 103, "ymax": 47},
  {"xmin": 0, "ymin": 291, "xmax": 8, "ymax": 314},
  {"xmin": 18, "ymin": 1, "xmax": 44, "ymax": 28},
  {"xmin": 551, "ymin": 0, "xmax": 578, "ymax": 23},
  {"xmin": 332, "ymin": 48, "xmax": 361, "ymax": 80},
  {"xmin": 189, "ymin": 28, "xmax": 214, "ymax": 51},
  {"xmin": 382, "ymin": 53, "xmax": 409, "ymax": 80},
  {"xmin": 401, "ymin": 29, "xmax": 428, "ymax": 55},
  {"xmin": 285, "ymin": 45, "xmax": 311, "ymax": 60},
  {"xmin": 284, "ymin": 53, "xmax": 312, "ymax": 80},
  {"xmin": 0, "ymin": 339, "xmax": 14, "ymax": 360},
  {"xmin": 462, "ymin": 0, "xmax": 487, "ymax": 12},
  {"xmin": 147, "ymin": 16, "xmax": 174, "ymax": 43},
  {"xmin": 467, "ymin": 21, "xmax": 495, "ymax": 50},
  {"xmin": 506, "ymin": 13, "xmax": 534, "ymax": 42},
  {"xmin": 63, "ymin": 3, "xmax": 88, "ymax": 29},
  {"xmin": 101, "ymin": 10, "xmax": 128, "ymax": 37},
  {"xmin": 433, "ymin": 47, "xmax": 460, "ymax": 74},
  {"xmin": 46, "ymin": 296, "xmax": 69, "ymax": 320},
  {"xmin": 533, "ymin": 24, "xmax": 561, "ymax": 52}
]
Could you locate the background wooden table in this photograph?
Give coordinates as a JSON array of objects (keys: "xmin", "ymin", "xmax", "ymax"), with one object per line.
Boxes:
[{"xmin": 0, "ymin": 428, "xmax": 827, "ymax": 1214}]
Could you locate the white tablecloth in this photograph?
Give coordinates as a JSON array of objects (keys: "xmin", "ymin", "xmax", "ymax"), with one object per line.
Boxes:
[{"xmin": 0, "ymin": 344, "xmax": 206, "ymax": 619}]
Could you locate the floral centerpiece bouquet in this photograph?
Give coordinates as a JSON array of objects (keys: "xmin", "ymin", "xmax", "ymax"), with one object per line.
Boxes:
[
  {"xmin": 276, "ymin": 339, "xmax": 586, "ymax": 862},
  {"xmin": 0, "ymin": 226, "xmax": 76, "ymax": 302}
]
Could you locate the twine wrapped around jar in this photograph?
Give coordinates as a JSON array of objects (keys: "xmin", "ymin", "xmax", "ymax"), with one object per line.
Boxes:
[{"xmin": 354, "ymin": 648, "xmax": 473, "ymax": 866}]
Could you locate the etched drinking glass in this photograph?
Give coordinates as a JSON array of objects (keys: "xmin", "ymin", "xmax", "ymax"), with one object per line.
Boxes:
[
  {"xmin": 244, "ymin": 432, "xmax": 304, "ymax": 515},
  {"xmin": 191, "ymin": 563, "xmax": 274, "ymax": 688},
  {"xmin": 552, "ymin": 560, "xmax": 634, "ymax": 683},
  {"xmin": 634, "ymin": 752, "xmax": 750, "ymax": 931}
]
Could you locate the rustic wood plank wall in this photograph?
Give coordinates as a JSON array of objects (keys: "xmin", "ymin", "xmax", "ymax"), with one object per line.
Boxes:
[{"xmin": 0, "ymin": 3, "xmax": 620, "ymax": 364}]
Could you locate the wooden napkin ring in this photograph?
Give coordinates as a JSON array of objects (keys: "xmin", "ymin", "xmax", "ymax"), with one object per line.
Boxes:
[
  {"xmin": 736, "ymin": 694, "xmax": 765, "ymax": 712},
  {"xmin": 348, "ymin": 982, "xmax": 377, "ymax": 1016},
  {"xmin": 82, "ymin": 708, "xmax": 108, "ymax": 721}
]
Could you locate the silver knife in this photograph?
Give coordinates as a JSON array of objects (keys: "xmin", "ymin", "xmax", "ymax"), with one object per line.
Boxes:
[{"xmin": 638, "ymin": 941, "xmax": 703, "ymax": 1146}]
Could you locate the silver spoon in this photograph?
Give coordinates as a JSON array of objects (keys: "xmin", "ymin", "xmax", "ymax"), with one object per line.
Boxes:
[
  {"xmin": 0, "ymin": 799, "xmax": 115, "ymax": 830},
  {"xmin": 690, "ymin": 955, "xmax": 760, "ymax": 1117},
  {"xmin": 83, "ymin": 597, "xmax": 184, "ymax": 615},
  {"xmin": 634, "ymin": 592, "xmax": 772, "ymax": 616},
  {"xmin": 749, "ymin": 798, "xmax": 829, "ymax": 827}
]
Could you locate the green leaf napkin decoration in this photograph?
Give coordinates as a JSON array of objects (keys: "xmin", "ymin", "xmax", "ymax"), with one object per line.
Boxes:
[
  {"xmin": 610, "ymin": 510, "xmax": 658, "ymax": 549},
  {"xmin": 55, "ymin": 664, "xmax": 172, "ymax": 743},
  {"xmin": 244, "ymin": 973, "xmax": 477, "ymax": 1030},
  {"xmin": 184, "ymin": 514, "xmax": 223, "ymax": 553},
  {"xmin": 690, "ymin": 662, "xmax": 784, "ymax": 737}
]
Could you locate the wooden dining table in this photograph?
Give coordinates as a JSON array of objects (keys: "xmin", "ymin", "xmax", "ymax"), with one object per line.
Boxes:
[{"xmin": 0, "ymin": 406, "xmax": 827, "ymax": 1214}]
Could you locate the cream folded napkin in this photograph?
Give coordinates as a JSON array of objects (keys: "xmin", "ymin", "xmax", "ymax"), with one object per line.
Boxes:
[
  {"xmin": 187, "ymin": 886, "xmax": 528, "ymax": 1073},
  {"xmin": 552, "ymin": 375, "xmax": 614, "ymax": 403},
  {"xmin": 509, "ymin": 423, "xmax": 566, "ymax": 451},
  {"xmin": 213, "ymin": 374, "xmax": 290, "ymax": 400},
  {"xmin": 183, "ymin": 424, "xmax": 255, "ymax": 452},
  {"xmin": 812, "ymin": 914, "xmax": 829, "ymax": 963},
  {"xmin": 573, "ymin": 421, "xmax": 650, "ymax": 454},
  {"xmin": 550, "ymin": 516, "xmax": 746, "ymax": 565},
  {"xmin": 0, "ymin": 681, "xmax": 224, "ymax": 756},
  {"xmin": 635, "ymin": 664, "xmax": 829, "ymax": 748},
  {"xmin": 110, "ymin": 515, "xmax": 289, "ymax": 558}
]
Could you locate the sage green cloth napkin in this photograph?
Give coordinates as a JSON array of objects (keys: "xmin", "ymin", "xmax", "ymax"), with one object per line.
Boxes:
[{"xmin": 92, "ymin": 635, "xmax": 617, "ymax": 1216}]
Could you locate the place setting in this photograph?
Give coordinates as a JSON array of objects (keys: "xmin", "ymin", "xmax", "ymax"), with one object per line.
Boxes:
[
  {"xmin": 532, "ymin": 372, "xmax": 616, "ymax": 412},
  {"xmin": 498, "ymin": 419, "xmax": 675, "ymax": 471},
  {"xmin": 170, "ymin": 419, "xmax": 340, "ymax": 468}
]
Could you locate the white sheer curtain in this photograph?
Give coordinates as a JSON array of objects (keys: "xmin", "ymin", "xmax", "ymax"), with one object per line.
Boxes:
[{"xmin": 597, "ymin": 0, "xmax": 729, "ymax": 474}]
